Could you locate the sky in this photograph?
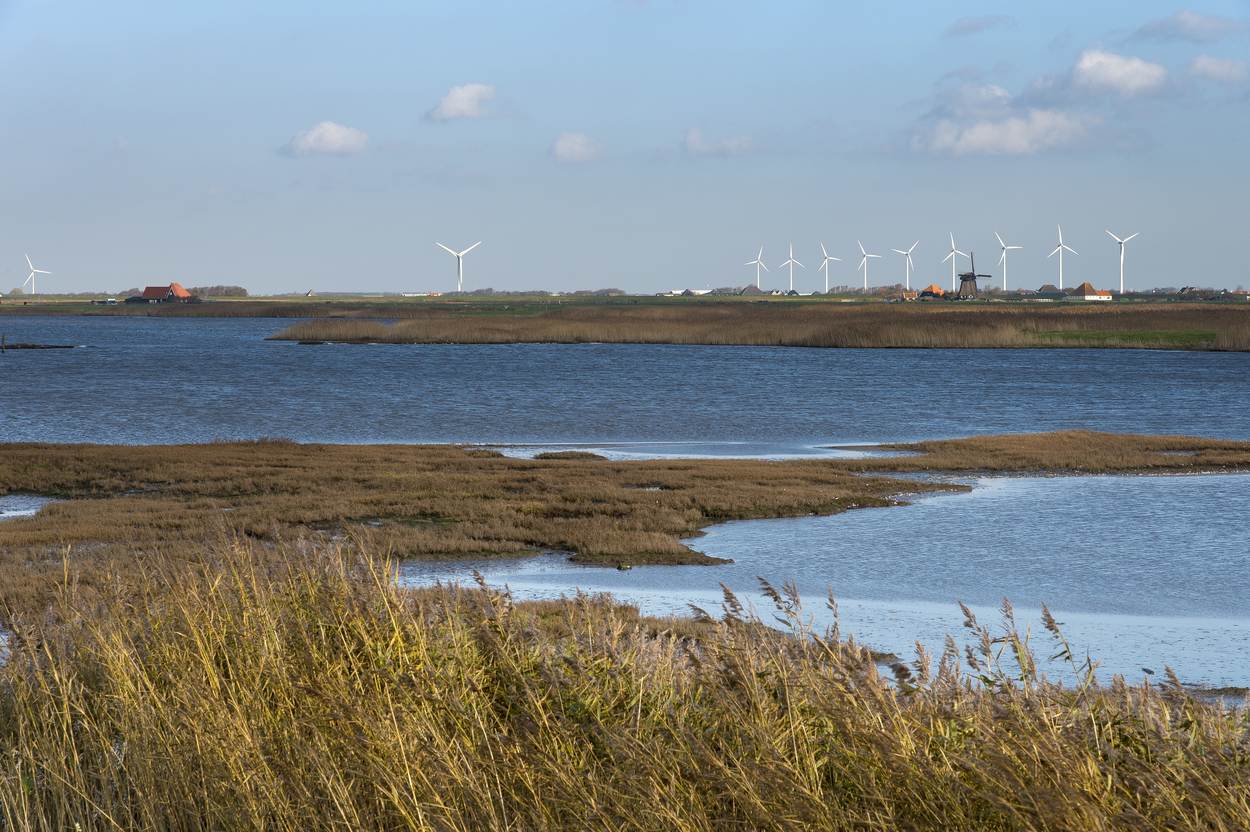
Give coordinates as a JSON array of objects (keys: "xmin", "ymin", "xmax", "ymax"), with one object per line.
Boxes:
[{"xmin": 2, "ymin": 0, "xmax": 1249, "ymax": 294}]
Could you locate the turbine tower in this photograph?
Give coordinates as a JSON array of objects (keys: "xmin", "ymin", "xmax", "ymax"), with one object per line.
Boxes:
[
  {"xmin": 780, "ymin": 243, "xmax": 803, "ymax": 292},
  {"xmin": 818, "ymin": 243, "xmax": 841, "ymax": 294},
  {"xmin": 995, "ymin": 232, "xmax": 1022, "ymax": 292},
  {"xmin": 435, "ymin": 241, "xmax": 482, "ymax": 293},
  {"xmin": 1047, "ymin": 225, "xmax": 1077, "ymax": 291},
  {"xmin": 856, "ymin": 241, "xmax": 881, "ymax": 292},
  {"xmin": 23, "ymin": 255, "xmax": 51, "ymax": 295},
  {"xmin": 942, "ymin": 233, "xmax": 968, "ymax": 292},
  {"xmin": 1105, "ymin": 230, "xmax": 1139, "ymax": 295},
  {"xmin": 891, "ymin": 241, "xmax": 919, "ymax": 290},
  {"xmin": 744, "ymin": 246, "xmax": 768, "ymax": 289}
]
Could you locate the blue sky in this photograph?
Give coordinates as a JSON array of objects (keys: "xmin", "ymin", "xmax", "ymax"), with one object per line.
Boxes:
[{"xmin": 2, "ymin": 0, "xmax": 1249, "ymax": 294}]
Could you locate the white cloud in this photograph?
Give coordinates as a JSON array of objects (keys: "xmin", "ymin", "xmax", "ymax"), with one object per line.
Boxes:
[
  {"xmin": 1073, "ymin": 49, "xmax": 1167, "ymax": 96},
  {"xmin": 683, "ymin": 128, "xmax": 753, "ymax": 157},
  {"xmin": 944, "ymin": 15, "xmax": 1014, "ymax": 38},
  {"xmin": 426, "ymin": 83, "xmax": 496, "ymax": 121},
  {"xmin": 551, "ymin": 132, "xmax": 601, "ymax": 162},
  {"xmin": 1134, "ymin": 10, "xmax": 1246, "ymax": 43},
  {"xmin": 1190, "ymin": 54, "xmax": 1249, "ymax": 83},
  {"xmin": 918, "ymin": 109, "xmax": 1092, "ymax": 155},
  {"xmin": 282, "ymin": 121, "xmax": 368, "ymax": 157}
]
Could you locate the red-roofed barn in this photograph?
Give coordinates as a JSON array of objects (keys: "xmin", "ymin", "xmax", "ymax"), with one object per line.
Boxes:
[{"xmin": 130, "ymin": 283, "xmax": 193, "ymax": 304}]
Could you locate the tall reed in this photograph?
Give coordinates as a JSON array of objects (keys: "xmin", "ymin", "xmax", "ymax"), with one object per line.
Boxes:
[{"xmin": 1, "ymin": 540, "xmax": 1247, "ymax": 830}]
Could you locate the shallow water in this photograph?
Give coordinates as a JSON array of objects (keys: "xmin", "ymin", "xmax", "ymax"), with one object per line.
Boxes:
[
  {"xmin": 401, "ymin": 474, "xmax": 1250, "ymax": 688},
  {"xmin": 0, "ymin": 495, "xmax": 52, "ymax": 520}
]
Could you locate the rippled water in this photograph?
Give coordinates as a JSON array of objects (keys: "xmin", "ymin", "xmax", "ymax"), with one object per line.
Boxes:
[{"xmin": 3, "ymin": 315, "xmax": 1250, "ymax": 445}]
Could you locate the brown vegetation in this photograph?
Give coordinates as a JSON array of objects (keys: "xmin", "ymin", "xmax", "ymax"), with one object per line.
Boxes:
[
  {"xmin": 2, "ymin": 542, "xmax": 1248, "ymax": 829},
  {"xmin": 4, "ymin": 431, "xmax": 1250, "ymax": 622},
  {"xmin": 270, "ymin": 302, "xmax": 1250, "ymax": 351}
]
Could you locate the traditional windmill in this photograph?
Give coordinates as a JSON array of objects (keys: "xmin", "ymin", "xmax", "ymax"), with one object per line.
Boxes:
[{"xmin": 957, "ymin": 252, "xmax": 991, "ymax": 299}]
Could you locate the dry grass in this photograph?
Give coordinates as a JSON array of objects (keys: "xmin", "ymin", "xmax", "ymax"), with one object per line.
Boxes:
[
  {"xmin": 1, "ymin": 541, "xmax": 1248, "ymax": 830},
  {"xmin": 4, "ymin": 431, "xmax": 1250, "ymax": 624},
  {"xmin": 270, "ymin": 302, "xmax": 1250, "ymax": 351}
]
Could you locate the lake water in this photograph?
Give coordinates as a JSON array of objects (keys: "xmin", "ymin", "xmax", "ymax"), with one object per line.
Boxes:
[
  {"xmin": 2, "ymin": 315, "xmax": 1250, "ymax": 446},
  {"xmin": 3, "ymin": 315, "xmax": 1250, "ymax": 686}
]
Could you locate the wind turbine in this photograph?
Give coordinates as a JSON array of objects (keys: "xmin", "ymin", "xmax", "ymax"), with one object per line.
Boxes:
[
  {"xmin": 942, "ymin": 233, "xmax": 968, "ymax": 293},
  {"xmin": 1047, "ymin": 225, "xmax": 1077, "ymax": 291},
  {"xmin": 1105, "ymin": 230, "xmax": 1139, "ymax": 295},
  {"xmin": 435, "ymin": 241, "xmax": 482, "ymax": 293},
  {"xmin": 23, "ymin": 255, "xmax": 51, "ymax": 295},
  {"xmin": 856, "ymin": 241, "xmax": 881, "ymax": 292},
  {"xmin": 995, "ymin": 232, "xmax": 1022, "ymax": 292},
  {"xmin": 818, "ymin": 243, "xmax": 841, "ymax": 294},
  {"xmin": 744, "ymin": 246, "xmax": 768, "ymax": 289},
  {"xmin": 891, "ymin": 241, "xmax": 919, "ymax": 290},
  {"xmin": 780, "ymin": 243, "xmax": 803, "ymax": 292}
]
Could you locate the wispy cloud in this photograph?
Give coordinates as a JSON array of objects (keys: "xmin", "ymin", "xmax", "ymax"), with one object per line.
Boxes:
[
  {"xmin": 1190, "ymin": 54, "xmax": 1249, "ymax": 83},
  {"xmin": 551, "ymin": 132, "xmax": 601, "ymax": 162},
  {"xmin": 683, "ymin": 128, "xmax": 753, "ymax": 157},
  {"xmin": 944, "ymin": 15, "xmax": 1014, "ymax": 38},
  {"xmin": 426, "ymin": 83, "xmax": 496, "ymax": 122},
  {"xmin": 1073, "ymin": 49, "xmax": 1167, "ymax": 96},
  {"xmin": 1132, "ymin": 10, "xmax": 1246, "ymax": 43},
  {"xmin": 912, "ymin": 81, "xmax": 1094, "ymax": 156},
  {"xmin": 281, "ymin": 121, "xmax": 368, "ymax": 157}
]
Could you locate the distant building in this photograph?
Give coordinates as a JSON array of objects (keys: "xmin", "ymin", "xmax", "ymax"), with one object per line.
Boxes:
[
  {"xmin": 919, "ymin": 283, "xmax": 945, "ymax": 299},
  {"xmin": 129, "ymin": 282, "xmax": 193, "ymax": 304},
  {"xmin": 1069, "ymin": 281, "xmax": 1112, "ymax": 301},
  {"xmin": 899, "ymin": 290, "xmax": 919, "ymax": 301}
]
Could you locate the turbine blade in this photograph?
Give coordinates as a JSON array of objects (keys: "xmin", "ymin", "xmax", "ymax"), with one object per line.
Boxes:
[
  {"xmin": 908, "ymin": 241, "xmax": 918, "ymax": 254},
  {"xmin": 942, "ymin": 251, "xmax": 954, "ymax": 263},
  {"xmin": 1064, "ymin": 245, "xmax": 1078, "ymax": 255},
  {"xmin": 435, "ymin": 242, "xmax": 456, "ymax": 255},
  {"xmin": 761, "ymin": 262, "xmax": 769, "ymax": 271},
  {"xmin": 1124, "ymin": 233, "xmax": 1138, "ymax": 242},
  {"xmin": 998, "ymin": 250, "xmax": 1006, "ymax": 266},
  {"xmin": 995, "ymin": 232, "xmax": 1006, "ymax": 249},
  {"xmin": 858, "ymin": 240, "xmax": 867, "ymax": 256},
  {"xmin": 25, "ymin": 254, "xmax": 33, "ymax": 270},
  {"xmin": 460, "ymin": 241, "xmax": 482, "ymax": 256},
  {"xmin": 954, "ymin": 249, "xmax": 967, "ymax": 257},
  {"xmin": 1048, "ymin": 245, "xmax": 1061, "ymax": 257},
  {"xmin": 892, "ymin": 249, "xmax": 906, "ymax": 255},
  {"xmin": 821, "ymin": 242, "xmax": 829, "ymax": 258},
  {"xmin": 1105, "ymin": 230, "xmax": 1121, "ymax": 243},
  {"xmin": 949, "ymin": 232, "xmax": 955, "ymax": 249}
]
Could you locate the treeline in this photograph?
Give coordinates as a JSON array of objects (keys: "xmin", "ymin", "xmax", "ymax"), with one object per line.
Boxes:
[{"xmin": 189, "ymin": 285, "xmax": 248, "ymax": 297}]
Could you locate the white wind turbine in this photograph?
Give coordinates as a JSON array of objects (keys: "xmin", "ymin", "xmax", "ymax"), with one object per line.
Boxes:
[
  {"xmin": 856, "ymin": 241, "xmax": 881, "ymax": 292},
  {"xmin": 818, "ymin": 243, "xmax": 841, "ymax": 294},
  {"xmin": 1047, "ymin": 225, "xmax": 1077, "ymax": 291},
  {"xmin": 995, "ymin": 232, "xmax": 1022, "ymax": 292},
  {"xmin": 942, "ymin": 233, "xmax": 968, "ymax": 293},
  {"xmin": 23, "ymin": 254, "xmax": 51, "ymax": 295},
  {"xmin": 891, "ymin": 241, "xmax": 919, "ymax": 290},
  {"xmin": 1105, "ymin": 230, "xmax": 1139, "ymax": 295},
  {"xmin": 744, "ymin": 246, "xmax": 768, "ymax": 289},
  {"xmin": 780, "ymin": 242, "xmax": 804, "ymax": 292},
  {"xmin": 435, "ymin": 241, "xmax": 482, "ymax": 293}
]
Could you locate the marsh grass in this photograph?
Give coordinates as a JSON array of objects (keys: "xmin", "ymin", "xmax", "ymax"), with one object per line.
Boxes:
[
  {"xmin": 1, "ymin": 540, "xmax": 1248, "ymax": 830},
  {"xmin": 270, "ymin": 302, "xmax": 1250, "ymax": 351},
  {"xmin": 5, "ymin": 432, "xmax": 1250, "ymax": 621}
]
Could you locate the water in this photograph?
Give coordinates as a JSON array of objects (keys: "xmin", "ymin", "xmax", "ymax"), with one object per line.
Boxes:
[
  {"xmin": 2, "ymin": 316, "xmax": 1250, "ymax": 445},
  {"xmin": 3, "ymin": 315, "xmax": 1250, "ymax": 685},
  {"xmin": 0, "ymin": 494, "xmax": 52, "ymax": 520},
  {"xmin": 402, "ymin": 474, "xmax": 1250, "ymax": 688}
]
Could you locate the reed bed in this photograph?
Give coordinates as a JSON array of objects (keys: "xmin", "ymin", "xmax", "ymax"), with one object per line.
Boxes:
[
  {"xmin": 1, "ymin": 540, "xmax": 1247, "ymax": 830},
  {"xmin": 270, "ymin": 302, "xmax": 1250, "ymax": 351}
]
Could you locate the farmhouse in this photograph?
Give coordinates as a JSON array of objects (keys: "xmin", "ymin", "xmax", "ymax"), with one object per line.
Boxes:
[
  {"xmin": 1070, "ymin": 281, "xmax": 1112, "ymax": 301},
  {"xmin": 127, "ymin": 283, "xmax": 194, "ymax": 304}
]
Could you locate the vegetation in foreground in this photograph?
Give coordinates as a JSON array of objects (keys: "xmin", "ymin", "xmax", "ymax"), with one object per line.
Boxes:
[
  {"xmin": 269, "ymin": 302, "xmax": 1250, "ymax": 351},
  {"xmin": 2, "ymin": 542, "xmax": 1248, "ymax": 830},
  {"xmin": 4, "ymin": 431, "xmax": 1250, "ymax": 621}
]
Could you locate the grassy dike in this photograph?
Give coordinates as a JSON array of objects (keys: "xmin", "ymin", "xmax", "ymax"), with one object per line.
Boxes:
[{"xmin": 3, "ymin": 431, "xmax": 1250, "ymax": 828}]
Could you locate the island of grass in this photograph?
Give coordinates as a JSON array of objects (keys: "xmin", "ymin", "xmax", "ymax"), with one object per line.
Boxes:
[
  {"xmin": 265, "ymin": 300, "xmax": 1250, "ymax": 351},
  {"xmin": 3, "ymin": 430, "xmax": 1250, "ymax": 828}
]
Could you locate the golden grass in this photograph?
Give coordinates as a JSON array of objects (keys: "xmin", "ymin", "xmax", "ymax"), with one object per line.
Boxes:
[
  {"xmin": 270, "ymin": 302, "xmax": 1250, "ymax": 351},
  {"xmin": 1, "ymin": 541, "xmax": 1248, "ymax": 830},
  {"xmin": 4, "ymin": 431, "xmax": 1250, "ymax": 624}
]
